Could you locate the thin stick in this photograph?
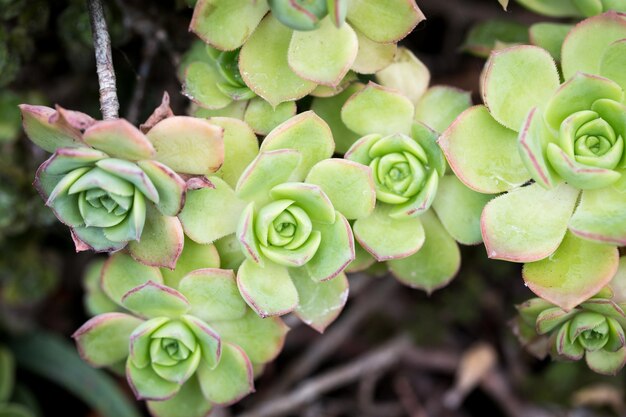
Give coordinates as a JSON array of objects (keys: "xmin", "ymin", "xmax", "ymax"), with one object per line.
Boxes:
[
  {"xmin": 237, "ymin": 336, "xmax": 412, "ymax": 417},
  {"xmin": 87, "ymin": 0, "xmax": 119, "ymax": 119}
]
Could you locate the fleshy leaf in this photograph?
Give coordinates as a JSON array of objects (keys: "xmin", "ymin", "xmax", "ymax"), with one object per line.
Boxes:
[
  {"xmin": 210, "ymin": 117, "xmax": 259, "ymax": 188},
  {"xmin": 305, "ymin": 212, "xmax": 354, "ymax": 281},
  {"xmin": 260, "ymin": 111, "xmax": 334, "ymax": 181},
  {"xmin": 239, "ymin": 15, "xmax": 317, "ymax": 106},
  {"xmin": 127, "ymin": 205, "xmax": 184, "ymax": 269},
  {"xmin": 482, "ymin": 45, "xmax": 560, "ymax": 131},
  {"xmin": 375, "ymin": 47, "xmax": 429, "ymax": 105},
  {"xmin": 179, "ymin": 176, "xmax": 246, "ymax": 245},
  {"xmin": 561, "ymin": 12, "xmax": 626, "ymax": 79},
  {"xmin": 237, "ymin": 259, "xmax": 299, "ymax": 317},
  {"xmin": 351, "ymin": 27, "xmax": 396, "ymax": 74},
  {"xmin": 414, "ymin": 86, "xmax": 472, "ymax": 134},
  {"xmin": 236, "ymin": 150, "xmax": 301, "ymax": 206},
  {"xmin": 388, "ymin": 211, "xmax": 460, "ymax": 293},
  {"xmin": 71, "ymin": 227, "xmax": 128, "ymax": 253},
  {"xmin": 546, "ymin": 143, "xmax": 622, "ymax": 189},
  {"xmin": 243, "ymin": 98, "xmax": 297, "ymax": 136},
  {"xmin": 146, "ymin": 116, "xmax": 224, "ymax": 175},
  {"xmin": 432, "ymin": 175, "xmax": 493, "ymax": 245},
  {"xmin": 305, "ymin": 159, "xmax": 376, "ymax": 220},
  {"xmin": 291, "ymin": 268, "xmax": 349, "ymax": 333},
  {"xmin": 569, "ymin": 177, "xmax": 626, "ymax": 245},
  {"xmin": 197, "ymin": 343, "xmax": 254, "ymax": 405},
  {"xmin": 180, "ymin": 315, "xmax": 221, "ymax": 369},
  {"xmin": 529, "ymin": 23, "xmax": 572, "ymax": 62},
  {"xmin": 439, "ymin": 105, "xmax": 530, "ymax": 193},
  {"xmin": 270, "ymin": 183, "xmax": 336, "ymax": 224},
  {"xmin": 515, "ymin": 0, "xmax": 581, "ymax": 17},
  {"xmin": 210, "ymin": 309, "xmax": 288, "ymax": 365},
  {"xmin": 161, "ymin": 238, "xmax": 221, "ymax": 289},
  {"xmin": 354, "ymin": 204, "xmax": 424, "ymax": 261},
  {"xmin": 189, "ymin": 0, "xmax": 268, "ymax": 51},
  {"xmin": 136, "ymin": 160, "xmax": 186, "ymax": 217},
  {"xmin": 586, "ymin": 347, "xmax": 626, "ymax": 375},
  {"xmin": 122, "ymin": 281, "xmax": 190, "ymax": 318},
  {"xmin": 19, "ymin": 104, "xmax": 85, "ymax": 153},
  {"xmin": 346, "ymin": 0, "xmax": 424, "ymax": 43},
  {"xmin": 183, "ymin": 62, "xmax": 232, "ymax": 110},
  {"xmin": 518, "ymin": 107, "xmax": 559, "ymax": 189},
  {"xmin": 147, "ymin": 377, "xmax": 212, "ymax": 417},
  {"xmin": 523, "ymin": 231, "xmax": 619, "ymax": 311},
  {"xmin": 73, "ymin": 313, "xmax": 143, "ymax": 367},
  {"xmin": 237, "ymin": 202, "xmax": 262, "ymax": 265},
  {"xmin": 600, "ymin": 39, "xmax": 626, "ymax": 92},
  {"xmin": 341, "ymin": 83, "xmax": 414, "ymax": 136},
  {"xmin": 178, "ymin": 269, "xmax": 247, "ymax": 322},
  {"xmin": 101, "ymin": 252, "xmax": 164, "ymax": 306},
  {"xmin": 83, "ymin": 119, "xmax": 155, "ymax": 161},
  {"xmin": 482, "ymin": 182, "xmax": 579, "ymax": 262},
  {"xmin": 288, "ymin": 17, "xmax": 358, "ymax": 86},
  {"xmin": 126, "ymin": 358, "xmax": 180, "ymax": 401}
]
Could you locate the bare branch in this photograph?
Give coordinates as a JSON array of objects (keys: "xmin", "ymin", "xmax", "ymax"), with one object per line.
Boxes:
[{"xmin": 86, "ymin": 0, "xmax": 119, "ymax": 119}]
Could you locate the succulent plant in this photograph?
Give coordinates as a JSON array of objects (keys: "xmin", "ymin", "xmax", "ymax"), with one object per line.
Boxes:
[
  {"xmin": 515, "ymin": 257, "xmax": 626, "ymax": 375},
  {"xmin": 516, "ymin": 0, "xmax": 626, "ymax": 17},
  {"xmin": 178, "ymin": 112, "xmax": 374, "ymax": 329},
  {"xmin": 189, "ymin": 0, "xmax": 424, "ymax": 105},
  {"xmin": 180, "ymin": 41, "xmax": 296, "ymax": 135},
  {"xmin": 19, "ymin": 103, "xmax": 225, "ymax": 268},
  {"xmin": 440, "ymin": 12, "xmax": 626, "ymax": 310},
  {"xmin": 311, "ymin": 49, "xmax": 490, "ymax": 291},
  {"xmin": 75, "ymin": 249, "xmax": 287, "ymax": 417}
]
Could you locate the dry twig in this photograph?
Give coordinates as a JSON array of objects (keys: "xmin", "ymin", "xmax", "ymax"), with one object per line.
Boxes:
[{"xmin": 86, "ymin": 0, "xmax": 119, "ymax": 119}]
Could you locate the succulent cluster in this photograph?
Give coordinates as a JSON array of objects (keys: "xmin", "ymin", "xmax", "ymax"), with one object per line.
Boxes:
[{"xmin": 17, "ymin": 2, "xmax": 626, "ymax": 415}]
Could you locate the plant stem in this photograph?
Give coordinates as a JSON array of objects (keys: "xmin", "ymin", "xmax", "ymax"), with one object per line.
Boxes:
[{"xmin": 86, "ymin": 0, "xmax": 119, "ymax": 120}]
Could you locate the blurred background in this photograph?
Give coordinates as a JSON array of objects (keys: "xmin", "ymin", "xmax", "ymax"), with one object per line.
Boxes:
[{"xmin": 1, "ymin": 0, "xmax": 624, "ymax": 416}]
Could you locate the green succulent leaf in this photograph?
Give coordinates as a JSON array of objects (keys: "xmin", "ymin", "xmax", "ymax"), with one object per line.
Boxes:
[
  {"xmin": 269, "ymin": 183, "xmax": 336, "ymax": 224},
  {"xmin": 536, "ymin": 307, "xmax": 576, "ymax": 334},
  {"xmin": 83, "ymin": 119, "xmax": 155, "ymax": 161},
  {"xmin": 305, "ymin": 159, "xmax": 376, "ymax": 220},
  {"xmin": 147, "ymin": 377, "xmax": 211, "ymax": 417},
  {"xmin": 161, "ymin": 238, "xmax": 221, "ymax": 289},
  {"xmin": 341, "ymin": 83, "xmax": 415, "ymax": 136},
  {"xmin": 19, "ymin": 105, "xmax": 88, "ymax": 153},
  {"xmin": 178, "ymin": 269, "xmax": 247, "ymax": 322},
  {"xmin": 180, "ymin": 176, "xmax": 247, "ymax": 245},
  {"xmin": 73, "ymin": 313, "xmax": 143, "ymax": 367},
  {"xmin": 388, "ymin": 210, "xmax": 461, "ymax": 293},
  {"xmin": 439, "ymin": 105, "xmax": 530, "ymax": 193},
  {"xmin": 561, "ymin": 12, "xmax": 626, "ymax": 79},
  {"xmin": 190, "ymin": 0, "xmax": 268, "ymax": 51},
  {"xmin": 304, "ymin": 212, "xmax": 354, "ymax": 281},
  {"xmin": 585, "ymin": 347, "xmax": 626, "ymax": 375},
  {"xmin": 288, "ymin": 17, "xmax": 358, "ymax": 86},
  {"xmin": 482, "ymin": 45, "xmax": 560, "ymax": 131},
  {"xmin": 196, "ymin": 342, "xmax": 253, "ymax": 405},
  {"xmin": 237, "ymin": 259, "xmax": 299, "ymax": 317},
  {"xmin": 126, "ymin": 357, "xmax": 181, "ymax": 401},
  {"xmin": 432, "ymin": 175, "xmax": 493, "ymax": 245},
  {"xmin": 239, "ymin": 15, "xmax": 317, "ymax": 106},
  {"xmin": 523, "ymin": 231, "xmax": 619, "ymax": 311},
  {"xmin": 146, "ymin": 116, "xmax": 224, "ymax": 175},
  {"xmin": 414, "ymin": 86, "xmax": 472, "ymax": 134},
  {"xmin": 481, "ymin": 182, "xmax": 579, "ymax": 262},
  {"xmin": 351, "ymin": 27, "xmax": 397, "ymax": 74},
  {"xmin": 556, "ymin": 321, "xmax": 585, "ymax": 359},
  {"xmin": 121, "ymin": 282, "xmax": 190, "ymax": 319},
  {"xmin": 260, "ymin": 111, "xmax": 335, "ymax": 181},
  {"xmin": 291, "ymin": 268, "xmax": 349, "ymax": 332},
  {"xmin": 462, "ymin": 19, "xmax": 529, "ymax": 58},
  {"xmin": 346, "ymin": 0, "xmax": 424, "ymax": 43},
  {"xmin": 210, "ymin": 309, "xmax": 288, "ymax": 365},
  {"xmin": 529, "ymin": 23, "xmax": 573, "ymax": 62},
  {"xmin": 183, "ymin": 61, "xmax": 232, "ymax": 110},
  {"xmin": 243, "ymin": 98, "xmax": 297, "ymax": 136},
  {"xmin": 354, "ymin": 203, "xmax": 424, "ymax": 261},
  {"xmin": 600, "ymin": 39, "xmax": 626, "ymax": 92},
  {"xmin": 101, "ymin": 252, "xmax": 164, "ymax": 306},
  {"xmin": 136, "ymin": 160, "xmax": 186, "ymax": 217}
]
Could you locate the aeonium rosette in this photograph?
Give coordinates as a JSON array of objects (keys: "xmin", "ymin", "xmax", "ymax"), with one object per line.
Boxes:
[
  {"xmin": 19, "ymin": 98, "xmax": 225, "ymax": 268},
  {"xmin": 189, "ymin": 0, "xmax": 424, "ymax": 106},
  {"xmin": 513, "ymin": 257, "xmax": 626, "ymax": 375},
  {"xmin": 178, "ymin": 112, "xmax": 377, "ymax": 329},
  {"xmin": 439, "ymin": 12, "xmax": 626, "ymax": 311},
  {"xmin": 75, "ymin": 249, "xmax": 288, "ymax": 417},
  {"xmin": 336, "ymin": 83, "xmax": 490, "ymax": 292}
]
